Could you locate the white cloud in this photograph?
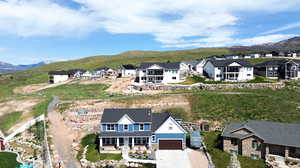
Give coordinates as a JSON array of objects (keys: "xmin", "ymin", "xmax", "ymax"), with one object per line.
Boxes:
[
  {"xmin": 0, "ymin": 0, "xmax": 98, "ymax": 37},
  {"xmin": 262, "ymin": 21, "xmax": 300, "ymax": 35},
  {"xmin": 0, "ymin": 0, "xmax": 300, "ymax": 47}
]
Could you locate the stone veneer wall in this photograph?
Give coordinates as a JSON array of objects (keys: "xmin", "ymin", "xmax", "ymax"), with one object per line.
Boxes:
[
  {"xmin": 132, "ymin": 82, "xmax": 285, "ymax": 91},
  {"xmin": 223, "ymin": 137, "xmax": 239, "ymax": 153},
  {"xmin": 241, "ymin": 137, "xmax": 263, "ymax": 158}
]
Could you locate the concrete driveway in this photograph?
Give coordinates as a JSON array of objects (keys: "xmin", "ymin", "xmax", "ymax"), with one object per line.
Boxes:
[{"xmin": 156, "ymin": 150, "xmax": 192, "ymax": 168}]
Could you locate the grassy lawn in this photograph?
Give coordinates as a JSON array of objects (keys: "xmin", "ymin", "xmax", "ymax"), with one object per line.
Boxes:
[
  {"xmin": 203, "ymin": 131, "xmax": 230, "ymax": 168},
  {"xmin": 189, "ymin": 88, "xmax": 300, "ymax": 123},
  {"xmin": 86, "ymin": 144, "xmax": 122, "ymax": 162},
  {"xmin": 238, "ymin": 155, "xmax": 265, "ymax": 168},
  {"xmin": 0, "ymin": 152, "xmax": 21, "ymax": 168},
  {"xmin": 32, "ymin": 97, "xmax": 52, "ymax": 117},
  {"xmin": 0, "ymin": 111, "xmax": 22, "ymax": 133},
  {"xmin": 79, "ymin": 134, "xmax": 122, "ymax": 162},
  {"xmin": 40, "ymin": 84, "xmax": 117, "ymax": 100}
]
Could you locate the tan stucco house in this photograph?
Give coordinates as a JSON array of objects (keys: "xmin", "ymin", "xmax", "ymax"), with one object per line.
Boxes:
[{"xmin": 221, "ymin": 120, "xmax": 300, "ymax": 161}]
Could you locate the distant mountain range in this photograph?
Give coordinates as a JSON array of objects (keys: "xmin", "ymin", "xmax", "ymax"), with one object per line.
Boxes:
[
  {"xmin": 0, "ymin": 61, "xmax": 49, "ymax": 74},
  {"xmin": 230, "ymin": 36, "xmax": 300, "ymax": 53}
]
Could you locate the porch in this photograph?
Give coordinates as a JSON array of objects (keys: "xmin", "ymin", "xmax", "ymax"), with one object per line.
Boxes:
[{"xmin": 99, "ymin": 137, "xmax": 151, "ymax": 151}]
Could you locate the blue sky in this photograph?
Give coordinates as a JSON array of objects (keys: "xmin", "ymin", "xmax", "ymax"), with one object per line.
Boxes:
[{"xmin": 1, "ymin": 0, "xmax": 300, "ymax": 64}]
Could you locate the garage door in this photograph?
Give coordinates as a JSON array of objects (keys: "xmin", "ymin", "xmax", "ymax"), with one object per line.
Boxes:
[{"xmin": 159, "ymin": 140, "xmax": 182, "ymax": 150}]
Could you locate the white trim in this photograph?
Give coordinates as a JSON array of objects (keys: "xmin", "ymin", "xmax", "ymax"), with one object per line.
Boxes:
[
  {"xmin": 155, "ymin": 116, "xmax": 187, "ymax": 134},
  {"xmin": 117, "ymin": 114, "xmax": 135, "ymax": 124}
]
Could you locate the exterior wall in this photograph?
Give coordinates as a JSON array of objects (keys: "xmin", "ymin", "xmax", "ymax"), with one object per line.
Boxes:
[
  {"xmin": 237, "ymin": 67, "xmax": 254, "ymax": 81},
  {"xmin": 241, "ymin": 137, "xmax": 263, "ymax": 158},
  {"xmin": 223, "ymin": 137, "xmax": 239, "ymax": 154},
  {"xmin": 195, "ymin": 61, "xmax": 206, "ymax": 75},
  {"xmin": 203, "ymin": 61, "xmax": 216, "ymax": 79},
  {"xmin": 232, "ymin": 129, "xmax": 251, "ymax": 135},
  {"xmin": 137, "ymin": 68, "xmax": 182, "ymax": 84},
  {"xmin": 50, "ymin": 75, "xmax": 69, "ymax": 84},
  {"xmin": 121, "ymin": 69, "xmax": 136, "ymax": 77},
  {"xmin": 152, "ymin": 133, "xmax": 185, "ymax": 144},
  {"xmin": 101, "ymin": 123, "xmax": 151, "ymax": 132}
]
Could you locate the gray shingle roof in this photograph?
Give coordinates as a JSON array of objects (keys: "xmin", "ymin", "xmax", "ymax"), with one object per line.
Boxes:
[
  {"xmin": 222, "ymin": 120, "xmax": 300, "ymax": 148},
  {"xmin": 254, "ymin": 60, "xmax": 300, "ymax": 67},
  {"xmin": 139, "ymin": 62, "xmax": 180, "ymax": 69},
  {"xmin": 99, "ymin": 131, "xmax": 152, "ymax": 137},
  {"xmin": 209, "ymin": 59, "xmax": 252, "ymax": 67},
  {"xmin": 151, "ymin": 112, "xmax": 171, "ymax": 131},
  {"xmin": 101, "ymin": 108, "xmax": 152, "ymax": 123},
  {"xmin": 121, "ymin": 64, "xmax": 136, "ymax": 70}
]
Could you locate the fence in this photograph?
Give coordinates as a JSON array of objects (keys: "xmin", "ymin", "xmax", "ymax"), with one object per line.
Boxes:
[{"xmin": 4, "ymin": 115, "xmax": 45, "ymax": 143}]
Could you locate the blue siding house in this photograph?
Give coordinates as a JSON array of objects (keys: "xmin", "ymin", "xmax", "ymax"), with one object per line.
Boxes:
[{"xmin": 99, "ymin": 108, "xmax": 186, "ymax": 150}]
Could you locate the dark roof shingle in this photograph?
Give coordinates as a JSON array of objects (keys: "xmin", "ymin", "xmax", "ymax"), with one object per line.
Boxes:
[
  {"xmin": 222, "ymin": 120, "xmax": 300, "ymax": 148},
  {"xmin": 139, "ymin": 62, "xmax": 180, "ymax": 69},
  {"xmin": 101, "ymin": 108, "xmax": 152, "ymax": 123}
]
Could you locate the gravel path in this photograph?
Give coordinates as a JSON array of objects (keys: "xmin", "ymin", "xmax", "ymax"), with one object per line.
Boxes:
[{"xmin": 48, "ymin": 96, "xmax": 81, "ymax": 168}]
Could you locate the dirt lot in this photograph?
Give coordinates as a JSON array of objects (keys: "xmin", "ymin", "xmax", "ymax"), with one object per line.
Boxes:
[
  {"xmin": 0, "ymin": 99, "xmax": 42, "ymax": 134},
  {"xmin": 0, "ymin": 99, "xmax": 41, "ymax": 117},
  {"xmin": 13, "ymin": 80, "xmax": 72, "ymax": 94}
]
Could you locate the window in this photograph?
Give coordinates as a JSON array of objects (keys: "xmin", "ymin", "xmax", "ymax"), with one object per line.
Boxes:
[
  {"xmin": 268, "ymin": 67, "xmax": 273, "ymax": 71},
  {"xmin": 152, "ymin": 135, "xmax": 156, "ymax": 142},
  {"xmin": 231, "ymin": 139, "xmax": 238, "ymax": 146},
  {"xmin": 172, "ymin": 77, "xmax": 177, "ymax": 80},
  {"xmin": 247, "ymin": 67, "xmax": 252, "ymax": 71},
  {"xmin": 230, "ymin": 150, "xmax": 238, "ymax": 155},
  {"xmin": 124, "ymin": 124, "xmax": 129, "ymax": 131},
  {"xmin": 247, "ymin": 74, "xmax": 251, "ymax": 76},
  {"xmin": 250, "ymin": 154, "xmax": 259, "ymax": 159},
  {"xmin": 295, "ymin": 148, "xmax": 300, "ymax": 154},
  {"xmin": 140, "ymin": 124, "xmax": 144, "ymax": 131},
  {"xmin": 252, "ymin": 140, "xmax": 258, "ymax": 149},
  {"xmin": 142, "ymin": 70, "xmax": 146, "ymax": 73},
  {"xmin": 216, "ymin": 74, "xmax": 221, "ymax": 78},
  {"xmin": 141, "ymin": 77, "xmax": 146, "ymax": 80},
  {"xmin": 107, "ymin": 124, "xmax": 115, "ymax": 131}
]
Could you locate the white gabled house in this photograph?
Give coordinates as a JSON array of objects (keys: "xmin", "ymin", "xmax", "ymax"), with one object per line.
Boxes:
[
  {"xmin": 203, "ymin": 59, "xmax": 254, "ymax": 81},
  {"xmin": 119, "ymin": 64, "xmax": 137, "ymax": 77},
  {"xmin": 48, "ymin": 71, "xmax": 69, "ymax": 84},
  {"xmin": 180, "ymin": 59, "xmax": 207, "ymax": 76},
  {"xmin": 137, "ymin": 62, "xmax": 184, "ymax": 84}
]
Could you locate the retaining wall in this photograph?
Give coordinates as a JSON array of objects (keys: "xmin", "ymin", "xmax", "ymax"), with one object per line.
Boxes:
[{"xmin": 132, "ymin": 82, "xmax": 285, "ymax": 91}]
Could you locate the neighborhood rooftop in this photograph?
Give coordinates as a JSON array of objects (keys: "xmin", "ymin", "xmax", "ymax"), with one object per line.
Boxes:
[
  {"xmin": 101, "ymin": 108, "xmax": 152, "ymax": 123},
  {"xmin": 139, "ymin": 62, "xmax": 180, "ymax": 69},
  {"xmin": 222, "ymin": 120, "xmax": 300, "ymax": 148},
  {"xmin": 208, "ymin": 59, "xmax": 252, "ymax": 67}
]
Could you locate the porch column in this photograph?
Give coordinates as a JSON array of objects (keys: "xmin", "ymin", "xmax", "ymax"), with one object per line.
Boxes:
[
  {"xmin": 132, "ymin": 137, "xmax": 135, "ymax": 147},
  {"xmin": 148, "ymin": 137, "xmax": 152, "ymax": 147},
  {"xmin": 285, "ymin": 146, "xmax": 289, "ymax": 158},
  {"xmin": 116, "ymin": 137, "xmax": 119, "ymax": 147},
  {"xmin": 265, "ymin": 144, "xmax": 269, "ymax": 156},
  {"xmin": 100, "ymin": 138, "xmax": 103, "ymax": 147}
]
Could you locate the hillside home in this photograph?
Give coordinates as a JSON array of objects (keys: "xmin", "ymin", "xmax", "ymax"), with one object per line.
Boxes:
[
  {"xmin": 68, "ymin": 69, "xmax": 86, "ymax": 78},
  {"xmin": 136, "ymin": 62, "xmax": 184, "ymax": 84},
  {"xmin": 225, "ymin": 55, "xmax": 240, "ymax": 59},
  {"xmin": 99, "ymin": 108, "xmax": 186, "ymax": 151},
  {"xmin": 222, "ymin": 120, "xmax": 300, "ymax": 161},
  {"xmin": 203, "ymin": 59, "xmax": 254, "ymax": 81},
  {"xmin": 95, "ymin": 67, "xmax": 117, "ymax": 78},
  {"xmin": 180, "ymin": 59, "xmax": 207, "ymax": 76},
  {"xmin": 254, "ymin": 60, "xmax": 300, "ymax": 80},
  {"xmin": 48, "ymin": 71, "xmax": 70, "ymax": 84},
  {"xmin": 249, "ymin": 53, "xmax": 261, "ymax": 58},
  {"xmin": 119, "ymin": 64, "xmax": 137, "ymax": 77}
]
